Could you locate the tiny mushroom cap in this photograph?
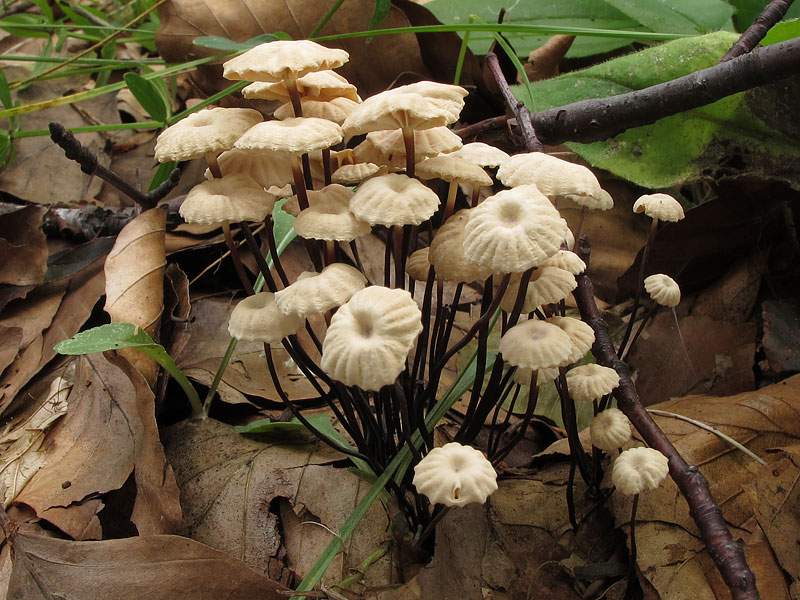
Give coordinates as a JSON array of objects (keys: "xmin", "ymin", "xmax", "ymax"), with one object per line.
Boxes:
[
  {"xmin": 235, "ymin": 117, "xmax": 343, "ymax": 154},
  {"xmin": 644, "ymin": 274, "xmax": 681, "ymax": 307},
  {"xmin": 273, "ymin": 96, "xmax": 360, "ymax": 125},
  {"xmin": 331, "ymin": 162, "xmax": 384, "ymax": 185},
  {"xmin": 462, "ymin": 185, "xmax": 569, "ymax": 273},
  {"xmin": 565, "ymin": 363, "xmax": 620, "ymax": 403},
  {"xmin": 415, "ymin": 155, "xmax": 493, "ymax": 187},
  {"xmin": 449, "ymin": 142, "xmax": 510, "ymax": 167},
  {"xmin": 633, "ymin": 193, "xmax": 684, "ymax": 222},
  {"xmin": 497, "ymin": 153, "xmax": 613, "ymax": 210},
  {"xmin": 228, "ymin": 292, "xmax": 304, "ymax": 343},
  {"xmin": 429, "ymin": 209, "xmax": 494, "ymax": 283},
  {"xmin": 513, "ymin": 365, "xmax": 559, "ymax": 387},
  {"xmin": 321, "ymin": 286, "xmax": 423, "ymax": 390},
  {"xmin": 498, "ymin": 266, "xmax": 577, "ymax": 313},
  {"xmin": 612, "ymin": 447, "xmax": 669, "ymax": 495},
  {"xmin": 242, "ymin": 70, "xmax": 359, "ymax": 102},
  {"xmin": 154, "ymin": 107, "xmax": 263, "ymax": 162},
  {"xmin": 367, "ymin": 127, "xmax": 463, "ymax": 160},
  {"xmin": 499, "ymin": 319, "xmax": 574, "ymax": 371},
  {"xmin": 412, "ymin": 442, "xmax": 498, "ymax": 507},
  {"xmin": 590, "ymin": 408, "xmax": 631, "ymax": 452},
  {"xmin": 293, "ymin": 184, "xmax": 370, "ymax": 242},
  {"xmin": 546, "ymin": 316, "xmax": 596, "ymax": 364},
  {"xmin": 390, "ymin": 81, "xmax": 469, "ymax": 123},
  {"xmin": 274, "ymin": 264, "xmax": 367, "ymax": 318},
  {"xmin": 350, "ymin": 173, "xmax": 440, "ymax": 227},
  {"xmin": 405, "ymin": 247, "xmax": 433, "ymax": 282},
  {"xmin": 222, "ymin": 40, "xmax": 349, "ymax": 83},
  {"xmin": 180, "ymin": 174, "xmax": 276, "ymax": 225},
  {"xmin": 540, "ymin": 250, "xmax": 586, "ymax": 276},
  {"xmin": 210, "ymin": 148, "xmax": 295, "ymax": 188}
]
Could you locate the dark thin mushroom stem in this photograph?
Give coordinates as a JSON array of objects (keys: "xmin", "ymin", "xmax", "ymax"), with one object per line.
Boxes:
[
  {"xmin": 239, "ymin": 222, "xmax": 277, "ymax": 293},
  {"xmin": 617, "ymin": 217, "xmax": 659, "ymax": 355},
  {"xmin": 221, "ymin": 221, "xmax": 253, "ymax": 295}
]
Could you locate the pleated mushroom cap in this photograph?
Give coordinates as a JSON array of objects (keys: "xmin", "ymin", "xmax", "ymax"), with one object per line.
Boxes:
[
  {"xmin": 368, "ymin": 127, "xmax": 463, "ymax": 160},
  {"xmin": 180, "ymin": 174, "xmax": 275, "ymax": 224},
  {"xmin": 211, "ymin": 148, "xmax": 295, "ymax": 188},
  {"xmin": 499, "ymin": 319, "xmax": 574, "ymax": 370},
  {"xmin": 405, "ymin": 248, "xmax": 433, "ymax": 282},
  {"xmin": 242, "ymin": 70, "xmax": 359, "ymax": 102},
  {"xmin": 540, "ymin": 250, "xmax": 586, "ymax": 275},
  {"xmin": 547, "ymin": 316, "xmax": 595, "ymax": 364},
  {"xmin": 222, "ymin": 40, "xmax": 349, "ymax": 83},
  {"xmin": 612, "ymin": 447, "xmax": 669, "ymax": 495},
  {"xmin": 235, "ymin": 117, "xmax": 343, "ymax": 154},
  {"xmin": 332, "ymin": 162, "xmax": 384, "ymax": 185},
  {"xmin": 497, "ymin": 153, "xmax": 613, "ymax": 210},
  {"xmin": 449, "ymin": 142, "xmax": 510, "ymax": 167},
  {"xmin": 274, "ymin": 264, "xmax": 367, "ymax": 318},
  {"xmin": 644, "ymin": 274, "xmax": 681, "ymax": 307},
  {"xmin": 390, "ymin": 81, "xmax": 468, "ymax": 123},
  {"xmin": 512, "ymin": 366, "xmax": 559, "ymax": 387},
  {"xmin": 321, "ymin": 286, "xmax": 423, "ymax": 390},
  {"xmin": 350, "ymin": 173, "xmax": 440, "ymax": 227},
  {"xmin": 228, "ymin": 292, "xmax": 304, "ymax": 343},
  {"xmin": 429, "ymin": 210, "xmax": 493, "ymax": 283},
  {"xmin": 412, "ymin": 442, "xmax": 498, "ymax": 507},
  {"xmin": 462, "ymin": 185, "xmax": 568, "ymax": 273},
  {"xmin": 273, "ymin": 96, "xmax": 360, "ymax": 125},
  {"xmin": 415, "ymin": 155, "xmax": 492, "ymax": 186},
  {"xmin": 590, "ymin": 408, "xmax": 631, "ymax": 452},
  {"xmin": 633, "ymin": 193, "xmax": 684, "ymax": 222},
  {"xmin": 498, "ymin": 266, "xmax": 577, "ymax": 313},
  {"xmin": 154, "ymin": 107, "xmax": 263, "ymax": 162},
  {"xmin": 566, "ymin": 363, "xmax": 620, "ymax": 402},
  {"xmin": 293, "ymin": 184, "xmax": 370, "ymax": 242}
]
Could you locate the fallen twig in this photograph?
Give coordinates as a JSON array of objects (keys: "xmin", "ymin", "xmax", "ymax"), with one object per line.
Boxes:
[{"xmin": 720, "ymin": 0, "xmax": 795, "ymax": 62}]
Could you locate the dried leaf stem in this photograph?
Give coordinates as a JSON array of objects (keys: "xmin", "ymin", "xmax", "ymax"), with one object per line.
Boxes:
[
  {"xmin": 573, "ymin": 238, "xmax": 760, "ymax": 600},
  {"xmin": 720, "ymin": 0, "xmax": 796, "ymax": 62}
]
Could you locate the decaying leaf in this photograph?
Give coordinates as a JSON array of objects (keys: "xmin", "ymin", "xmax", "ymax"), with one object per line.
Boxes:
[
  {"xmin": 0, "ymin": 206, "xmax": 47, "ymax": 286},
  {"xmin": 6, "ymin": 530, "xmax": 285, "ymax": 599},
  {"xmin": 761, "ymin": 299, "xmax": 800, "ymax": 374}
]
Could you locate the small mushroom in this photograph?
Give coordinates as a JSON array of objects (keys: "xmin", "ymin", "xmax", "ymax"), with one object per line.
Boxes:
[
  {"xmin": 612, "ymin": 447, "xmax": 669, "ymax": 495},
  {"xmin": 412, "ymin": 442, "xmax": 498, "ymax": 507},
  {"xmin": 565, "ymin": 363, "xmax": 620, "ymax": 403},
  {"xmin": 590, "ymin": 408, "xmax": 631, "ymax": 452},
  {"xmin": 644, "ymin": 274, "xmax": 681, "ymax": 307}
]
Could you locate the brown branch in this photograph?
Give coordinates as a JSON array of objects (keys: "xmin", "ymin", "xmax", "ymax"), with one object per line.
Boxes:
[
  {"xmin": 484, "ymin": 52, "xmax": 543, "ymax": 152},
  {"xmin": 530, "ymin": 36, "xmax": 800, "ymax": 146},
  {"xmin": 573, "ymin": 237, "xmax": 760, "ymax": 600},
  {"xmin": 49, "ymin": 122, "xmax": 180, "ymax": 210},
  {"xmin": 720, "ymin": 0, "xmax": 796, "ymax": 62}
]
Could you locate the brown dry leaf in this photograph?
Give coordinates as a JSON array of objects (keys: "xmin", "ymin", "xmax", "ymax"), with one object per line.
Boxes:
[
  {"xmin": 12, "ymin": 353, "xmax": 181, "ymax": 539},
  {"xmin": 610, "ymin": 375, "xmax": 800, "ymax": 599},
  {"xmin": 525, "ymin": 35, "xmax": 575, "ymax": 82},
  {"xmin": 0, "ymin": 325, "xmax": 23, "ymax": 376},
  {"xmin": 0, "ymin": 206, "xmax": 47, "ymax": 286},
  {"xmin": 104, "ymin": 208, "xmax": 167, "ymax": 386},
  {"xmin": 156, "ymin": 0, "xmax": 428, "ymax": 98},
  {"xmin": 691, "ymin": 251, "xmax": 767, "ymax": 323},
  {"xmin": 162, "ymin": 418, "xmax": 391, "ymax": 587},
  {"xmin": 6, "ymin": 531, "xmax": 285, "ymax": 599}
]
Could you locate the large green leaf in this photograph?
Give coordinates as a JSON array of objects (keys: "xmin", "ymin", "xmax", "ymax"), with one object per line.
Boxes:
[
  {"xmin": 518, "ymin": 31, "xmax": 800, "ymax": 188},
  {"xmin": 603, "ymin": 0, "xmax": 734, "ymax": 34}
]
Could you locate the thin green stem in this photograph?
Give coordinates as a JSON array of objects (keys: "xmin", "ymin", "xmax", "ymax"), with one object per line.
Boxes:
[
  {"xmin": 453, "ymin": 16, "xmax": 474, "ymax": 86},
  {"xmin": 309, "ymin": 0, "xmax": 345, "ymax": 38}
]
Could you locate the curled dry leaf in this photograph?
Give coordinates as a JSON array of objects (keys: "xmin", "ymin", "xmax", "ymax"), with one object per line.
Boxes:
[
  {"xmin": 0, "ymin": 206, "xmax": 48, "ymax": 286},
  {"xmin": 6, "ymin": 531, "xmax": 285, "ymax": 599},
  {"xmin": 610, "ymin": 375, "xmax": 800, "ymax": 598}
]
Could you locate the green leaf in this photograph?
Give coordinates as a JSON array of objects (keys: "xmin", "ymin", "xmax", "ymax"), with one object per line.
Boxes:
[
  {"xmin": 518, "ymin": 31, "xmax": 800, "ymax": 188},
  {"xmin": 149, "ymin": 160, "xmax": 177, "ymax": 191},
  {"xmin": 368, "ymin": 0, "xmax": 391, "ymax": 32},
  {"xmin": 761, "ymin": 19, "xmax": 800, "ymax": 46},
  {"xmin": 124, "ymin": 72, "xmax": 168, "ymax": 123},
  {"xmin": 192, "ymin": 33, "xmax": 285, "ymax": 51},
  {"xmin": 602, "ymin": 0, "xmax": 734, "ymax": 34},
  {"xmin": 728, "ymin": 0, "xmax": 800, "ymax": 32},
  {"xmin": 0, "ymin": 69, "xmax": 12, "ymax": 110},
  {"xmin": 236, "ymin": 414, "xmax": 334, "ymax": 437},
  {"xmin": 0, "ymin": 14, "xmax": 53, "ymax": 38},
  {"xmin": 0, "ymin": 129, "xmax": 12, "ymax": 167}
]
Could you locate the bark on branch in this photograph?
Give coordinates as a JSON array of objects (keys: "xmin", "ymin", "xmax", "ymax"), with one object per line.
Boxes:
[
  {"xmin": 720, "ymin": 0, "xmax": 796, "ymax": 62},
  {"xmin": 530, "ymin": 37, "xmax": 800, "ymax": 146}
]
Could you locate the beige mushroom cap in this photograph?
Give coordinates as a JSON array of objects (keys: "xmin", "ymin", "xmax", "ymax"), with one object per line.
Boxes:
[
  {"xmin": 499, "ymin": 319, "xmax": 574, "ymax": 370},
  {"xmin": 565, "ymin": 363, "xmax": 620, "ymax": 402},
  {"xmin": 449, "ymin": 142, "xmax": 510, "ymax": 167},
  {"xmin": 415, "ymin": 155, "xmax": 493, "ymax": 186},
  {"xmin": 242, "ymin": 70, "xmax": 359, "ymax": 102},
  {"xmin": 350, "ymin": 173, "xmax": 440, "ymax": 227},
  {"xmin": 546, "ymin": 316, "xmax": 595, "ymax": 364},
  {"xmin": 462, "ymin": 185, "xmax": 569, "ymax": 273},
  {"xmin": 513, "ymin": 366, "xmax": 559, "ymax": 387},
  {"xmin": 180, "ymin": 174, "xmax": 275, "ymax": 224},
  {"xmin": 154, "ymin": 107, "xmax": 263, "ymax": 162},
  {"xmin": 540, "ymin": 250, "xmax": 586, "ymax": 276},
  {"xmin": 612, "ymin": 447, "xmax": 669, "ymax": 495},
  {"xmin": 274, "ymin": 264, "xmax": 367, "ymax": 318},
  {"xmin": 235, "ymin": 117, "xmax": 343, "ymax": 154},
  {"xmin": 228, "ymin": 292, "xmax": 304, "ymax": 343},
  {"xmin": 412, "ymin": 442, "xmax": 498, "ymax": 507},
  {"xmin": 321, "ymin": 286, "xmax": 423, "ymax": 390},
  {"xmin": 499, "ymin": 266, "xmax": 577, "ymax": 313},
  {"xmin": 497, "ymin": 153, "xmax": 613, "ymax": 210},
  {"xmin": 222, "ymin": 40, "xmax": 349, "ymax": 83},
  {"xmin": 331, "ymin": 162, "xmax": 384, "ymax": 185},
  {"xmin": 405, "ymin": 247, "xmax": 433, "ymax": 282},
  {"xmin": 368, "ymin": 127, "xmax": 463, "ymax": 161},
  {"xmin": 644, "ymin": 274, "xmax": 681, "ymax": 307},
  {"xmin": 429, "ymin": 209, "xmax": 494, "ymax": 283},
  {"xmin": 590, "ymin": 408, "xmax": 631, "ymax": 452},
  {"xmin": 389, "ymin": 81, "xmax": 468, "ymax": 123},
  {"xmin": 633, "ymin": 193, "xmax": 684, "ymax": 222},
  {"xmin": 210, "ymin": 148, "xmax": 295, "ymax": 188},
  {"xmin": 293, "ymin": 184, "xmax": 370, "ymax": 242},
  {"xmin": 273, "ymin": 96, "xmax": 360, "ymax": 125}
]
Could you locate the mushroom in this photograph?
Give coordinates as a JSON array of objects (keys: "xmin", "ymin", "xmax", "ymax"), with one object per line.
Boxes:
[
  {"xmin": 412, "ymin": 442, "xmax": 498, "ymax": 507},
  {"xmin": 498, "ymin": 266, "xmax": 577, "ymax": 313},
  {"xmin": 590, "ymin": 408, "xmax": 631, "ymax": 452},
  {"xmin": 546, "ymin": 316, "xmax": 595, "ymax": 364},
  {"xmin": 274, "ymin": 263, "xmax": 366, "ymax": 318},
  {"xmin": 242, "ymin": 69, "xmax": 359, "ymax": 103},
  {"xmin": 540, "ymin": 250, "xmax": 586, "ymax": 276},
  {"xmin": 415, "ymin": 155, "xmax": 492, "ymax": 219},
  {"xmin": 644, "ymin": 274, "xmax": 681, "ymax": 307},
  {"xmin": 429, "ymin": 209, "xmax": 494, "ymax": 284},
  {"xmin": 228, "ymin": 292, "xmax": 304, "ymax": 343},
  {"xmin": 565, "ymin": 363, "xmax": 620, "ymax": 403}
]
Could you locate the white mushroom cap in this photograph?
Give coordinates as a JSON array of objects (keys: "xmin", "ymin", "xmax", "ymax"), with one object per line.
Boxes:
[
  {"xmin": 321, "ymin": 286, "xmax": 423, "ymax": 390},
  {"xmin": 449, "ymin": 142, "xmax": 510, "ymax": 167},
  {"xmin": 293, "ymin": 184, "xmax": 370, "ymax": 242},
  {"xmin": 498, "ymin": 266, "xmax": 577, "ymax": 313},
  {"xmin": 228, "ymin": 292, "xmax": 304, "ymax": 343},
  {"xmin": 274, "ymin": 264, "xmax": 367, "ymax": 318},
  {"xmin": 546, "ymin": 316, "xmax": 595, "ymax": 364},
  {"xmin": 180, "ymin": 174, "xmax": 275, "ymax": 224},
  {"xmin": 565, "ymin": 363, "xmax": 620, "ymax": 402},
  {"xmin": 540, "ymin": 250, "xmax": 586, "ymax": 276},
  {"xmin": 612, "ymin": 447, "xmax": 669, "ymax": 495},
  {"xmin": 242, "ymin": 70, "xmax": 359, "ymax": 102},
  {"xmin": 222, "ymin": 40, "xmax": 349, "ymax": 83},
  {"xmin": 350, "ymin": 173, "xmax": 440, "ymax": 227},
  {"xmin": 273, "ymin": 96, "xmax": 360, "ymax": 125},
  {"xmin": 412, "ymin": 442, "xmax": 498, "ymax": 507},
  {"xmin": 209, "ymin": 148, "xmax": 295, "ymax": 188},
  {"xmin": 415, "ymin": 155, "xmax": 493, "ymax": 186},
  {"xmin": 235, "ymin": 117, "xmax": 343, "ymax": 154},
  {"xmin": 429, "ymin": 210, "xmax": 494, "ymax": 283},
  {"xmin": 405, "ymin": 247, "xmax": 434, "ymax": 282},
  {"xmin": 154, "ymin": 107, "xmax": 263, "ymax": 162},
  {"xmin": 331, "ymin": 162, "xmax": 384, "ymax": 185},
  {"xmin": 644, "ymin": 274, "xmax": 681, "ymax": 307},
  {"xmin": 462, "ymin": 185, "xmax": 568, "ymax": 273},
  {"xmin": 499, "ymin": 319, "xmax": 574, "ymax": 371},
  {"xmin": 633, "ymin": 193, "xmax": 684, "ymax": 222},
  {"xmin": 367, "ymin": 127, "xmax": 463, "ymax": 161},
  {"xmin": 590, "ymin": 408, "xmax": 631, "ymax": 452},
  {"xmin": 512, "ymin": 366, "xmax": 559, "ymax": 387}
]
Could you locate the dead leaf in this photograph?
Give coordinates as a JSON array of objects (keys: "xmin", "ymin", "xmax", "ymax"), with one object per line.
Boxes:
[
  {"xmin": 761, "ymin": 299, "xmax": 800, "ymax": 374},
  {"xmin": 525, "ymin": 35, "xmax": 576, "ymax": 82},
  {"xmin": 0, "ymin": 206, "xmax": 47, "ymax": 285},
  {"xmin": 104, "ymin": 208, "xmax": 167, "ymax": 386},
  {"xmin": 6, "ymin": 531, "xmax": 285, "ymax": 599},
  {"xmin": 691, "ymin": 251, "xmax": 767, "ymax": 323},
  {"xmin": 162, "ymin": 417, "xmax": 391, "ymax": 587},
  {"xmin": 156, "ymin": 0, "xmax": 429, "ymax": 98}
]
